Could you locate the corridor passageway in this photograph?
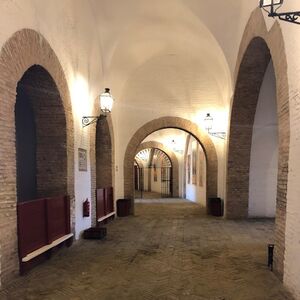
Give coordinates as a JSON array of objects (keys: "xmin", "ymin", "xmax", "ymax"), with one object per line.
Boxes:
[{"xmin": 1, "ymin": 200, "xmax": 291, "ymax": 299}]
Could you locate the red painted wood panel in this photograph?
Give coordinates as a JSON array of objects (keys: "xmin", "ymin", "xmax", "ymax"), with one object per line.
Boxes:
[
  {"xmin": 96, "ymin": 188, "xmax": 106, "ymax": 219},
  {"xmin": 17, "ymin": 199, "xmax": 47, "ymax": 258},
  {"xmin": 17, "ymin": 196, "xmax": 70, "ymax": 259},
  {"xmin": 96, "ymin": 187, "xmax": 113, "ymax": 221},
  {"xmin": 46, "ymin": 196, "xmax": 70, "ymax": 243},
  {"xmin": 105, "ymin": 187, "xmax": 114, "ymax": 214}
]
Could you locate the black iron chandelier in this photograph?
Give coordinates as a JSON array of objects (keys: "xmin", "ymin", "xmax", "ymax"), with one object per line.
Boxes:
[
  {"xmin": 260, "ymin": 0, "xmax": 300, "ymax": 24},
  {"xmin": 82, "ymin": 88, "xmax": 114, "ymax": 127}
]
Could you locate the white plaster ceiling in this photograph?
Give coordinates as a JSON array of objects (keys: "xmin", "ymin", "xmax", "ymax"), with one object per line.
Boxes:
[
  {"xmin": 88, "ymin": 0, "xmax": 256, "ymax": 112},
  {"xmin": 143, "ymin": 129, "xmax": 189, "ymax": 154}
]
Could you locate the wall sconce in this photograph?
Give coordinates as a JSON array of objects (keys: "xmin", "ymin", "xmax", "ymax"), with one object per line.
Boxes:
[
  {"xmin": 260, "ymin": 0, "xmax": 300, "ymax": 24},
  {"xmin": 204, "ymin": 113, "xmax": 226, "ymax": 140},
  {"xmin": 82, "ymin": 88, "xmax": 114, "ymax": 127}
]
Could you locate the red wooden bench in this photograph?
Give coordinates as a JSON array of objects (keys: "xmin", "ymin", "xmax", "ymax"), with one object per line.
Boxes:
[
  {"xmin": 17, "ymin": 195, "xmax": 73, "ymax": 274},
  {"xmin": 96, "ymin": 187, "xmax": 115, "ymax": 223}
]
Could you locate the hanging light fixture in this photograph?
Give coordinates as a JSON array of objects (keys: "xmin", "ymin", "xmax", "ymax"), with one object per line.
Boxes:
[
  {"xmin": 82, "ymin": 88, "xmax": 114, "ymax": 127},
  {"xmin": 259, "ymin": 0, "xmax": 300, "ymax": 24},
  {"xmin": 204, "ymin": 113, "xmax": 226, "ymax": 140},
  {"xmin": 204, "ymin": 113, "xmax": 213, "ymax": 132}
]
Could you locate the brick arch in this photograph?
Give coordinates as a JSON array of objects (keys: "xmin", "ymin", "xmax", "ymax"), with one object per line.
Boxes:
[
  {"xmin": 90, "ymin": 104, "xmax": 115, "ymax": 226},
  {"xmin": 0, "ymin": 29, "xmax": 74, "ymax": 284},
  {"xmin": 136, "ymin": 141, "xmax": 180, "ymax": 197},
  {"xmin": 134, "ymin": 159, "xmax": 143, "ymax": 169},
  {"xmin": 226, "ymin": 9, "xmax": 289, "ymax": 278},
  {"xmin": 124, "ymin": 116, "xmax": 218, "ymax": 212},
  {"xmin": 17, "ymin": 65, "xmax": 69, "ymax": 199}
]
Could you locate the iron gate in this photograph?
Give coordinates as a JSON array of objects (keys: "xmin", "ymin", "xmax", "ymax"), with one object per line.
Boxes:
[
  {"xmin": 161, "ymin": 167, "xmax": 172, "ymax": 197},
  {"xmin": 135, "ymin": 166, "xmax": 172, "ymax": 198}
]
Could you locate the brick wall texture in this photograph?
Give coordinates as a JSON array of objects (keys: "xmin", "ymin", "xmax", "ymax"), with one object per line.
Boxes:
[
  {"xmin": 96, "ymin": 118, "xmax": 113, "ymax": 189},
  {"xmin": 18, "ymin": 65, "xmax": 68, "ymax": 198},
  {"xmin": 123, "ymin": 116, "xmax": 218, "ymax": 214},
  {"xmin": 0, "ymin": 29, "xmax": 74, "ymax": 286},
  {"xmin": 227, "ymin": 9, "xmax": 290, "ymax": 279},
  {"xmin": 136, "ymin": 141, "xmax": 179, "ymax": 197},
  {"xmin": 90, "ymin": 111, "xmax": 115, "ymax": 227}
]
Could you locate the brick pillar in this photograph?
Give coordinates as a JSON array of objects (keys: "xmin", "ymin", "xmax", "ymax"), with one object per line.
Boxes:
[
  {"xmin": 96, "ymin": 118, "xmax": 112, "ymax": 189},
  {"xmin": 227, "ymin": 10, "xmax": 290, "ymax": 279}
]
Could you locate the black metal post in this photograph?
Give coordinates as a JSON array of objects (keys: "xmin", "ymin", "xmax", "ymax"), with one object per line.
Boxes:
[{"xmin": 268, "ymin": 244, "xmax": 275, "ymax": 271}]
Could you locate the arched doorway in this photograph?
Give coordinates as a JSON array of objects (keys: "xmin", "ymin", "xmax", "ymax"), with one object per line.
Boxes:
[
  {"xmin": 135, "ymin": 148, "xmax": 173, "ymax": 199},
  {"xmin": 136, "ymin": 141, "xmax": 180, "ymax": 198},
  {"xmin": 248, "ymin": 61, "xmax": 278, "ymax": 217},
  {"xmin": 16, "ymin": 65, "xmax": 68, "ymax": 200},
  {"xmin": 226, "ymin": 9, "xmax": 289, "ymax": 277},
  {"xmin": 183, "ymin": 134, "xmax": 207, "ymax": 206},
  {"xmin": 123, "ymin": 116, "xmax": 218, "ymax": 214},
  {"xmin": 0, "ymin": 29, "xmax": 74, "ymax": 284}
]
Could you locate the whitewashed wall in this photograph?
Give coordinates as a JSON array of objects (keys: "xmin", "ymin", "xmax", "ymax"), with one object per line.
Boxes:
[
  {"xmin": 248, "ymin": 62, "xmax": 278, "ymax": 218},
  {"xmin": 185, "ymin": 136, "xmax": 207, "ymax": 205}
]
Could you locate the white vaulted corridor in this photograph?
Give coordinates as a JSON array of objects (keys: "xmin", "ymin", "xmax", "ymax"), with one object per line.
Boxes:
[{"xmin": 0, "ymin": 0, "xmax": 300, "ymax": 299}]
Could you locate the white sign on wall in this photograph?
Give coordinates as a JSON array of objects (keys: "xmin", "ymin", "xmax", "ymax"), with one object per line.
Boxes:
[{"xmin": 78, "ymin": 148, "xmax": 87, "ymax": 171}]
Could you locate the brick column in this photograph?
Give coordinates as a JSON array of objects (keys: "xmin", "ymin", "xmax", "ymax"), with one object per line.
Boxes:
[{"xmin": 227, "ymin": 9, "xmax": 290, "ymax": 278}]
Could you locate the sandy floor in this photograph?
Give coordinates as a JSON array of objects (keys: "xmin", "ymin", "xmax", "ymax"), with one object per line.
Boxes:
[{"xmin": 0, "ymin": 199, "xmax": 293, "ymax": 300}]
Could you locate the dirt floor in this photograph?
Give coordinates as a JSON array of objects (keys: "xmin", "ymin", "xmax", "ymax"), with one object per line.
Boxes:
[{"xmin": 0, "ymin": 199, "xmax": 293, "ymax": 300}]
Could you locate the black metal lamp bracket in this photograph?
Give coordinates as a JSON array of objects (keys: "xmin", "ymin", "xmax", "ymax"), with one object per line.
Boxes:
[
  {"xmin": 274, "ymin": 11, "xmax": 300, "ymax": 24},
  {"xmin": 82, "ymin": 115, "xmax": 105, "ymax": 128}
]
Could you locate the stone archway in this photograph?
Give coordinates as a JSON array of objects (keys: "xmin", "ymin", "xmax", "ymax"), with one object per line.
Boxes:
[
  {"xmin": 136, "ymin": 141, "xmax": 180, "ymax": 197},
  {"xmin": 226, "ymin": 9, "xmax": 289, "ymax": 278},
  {"xmin": 0, "ymin": 29, "xmax": 74, "ymax": 284},
  {"xmin": 124, "ymin": 116, "xmax": 218, "ymax": 213}
]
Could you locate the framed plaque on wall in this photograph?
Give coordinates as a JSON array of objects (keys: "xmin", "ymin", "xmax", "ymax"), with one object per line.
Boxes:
[{"xmin": 78, "ymin": 148, "xmax": 87, "ymax": 171}]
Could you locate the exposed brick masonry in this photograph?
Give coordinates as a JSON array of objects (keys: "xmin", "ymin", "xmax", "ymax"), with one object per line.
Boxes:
[
  {"xmin": 96, "ymin": 118, "xmax": 113, "ymax": 189},
  {"xmin": 227, "ymin": 9, "xmax": 290, "ymax": 279},
  {"xmin": 0, "ymin": 29, "xmax": 74, "ymax": 286},
  {"xmin": 18, "ymin": 65, "xmax": 68, "ymax": 198},
  {"xmin": 124, "ymin": 116, "xmax": 218, "ymax": 214},
  {"xmin": 90, "ymin": 112, "xmax": 115, "ymax": 227}
]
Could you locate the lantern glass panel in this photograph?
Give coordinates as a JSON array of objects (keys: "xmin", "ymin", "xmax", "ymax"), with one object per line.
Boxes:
[
  {"xmin": 100, "ymin": 89, "xmax": 113, "ymax": 113},
  {"xmin": 204, "ymin": 113, "xmax": 213, "ymax": 131},
  {"xmin": 260, "ymin": 0, "xmax": 283, "ymax": 7}
]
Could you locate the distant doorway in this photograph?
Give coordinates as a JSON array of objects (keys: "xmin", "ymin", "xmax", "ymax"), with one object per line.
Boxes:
[{"xmin": 134, "ymin": 148, "xmax": 172, "ymax": 199}]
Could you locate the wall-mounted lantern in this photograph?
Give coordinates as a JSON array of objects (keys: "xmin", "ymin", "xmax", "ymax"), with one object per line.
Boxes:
[
  {"xmin": 204, "ymin": 113, "xmax": 226, "ymax": 140},
  {"xmin": 204, "ymin": 113, "xmax": 213, "ymax": 132},
  {"xmin": 82, "ymin": 88, "xmax": 114, "ymax": 127},
  {"xmin": 259, "ymin": 0, "xmax": 300, "ymax": 24}
]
